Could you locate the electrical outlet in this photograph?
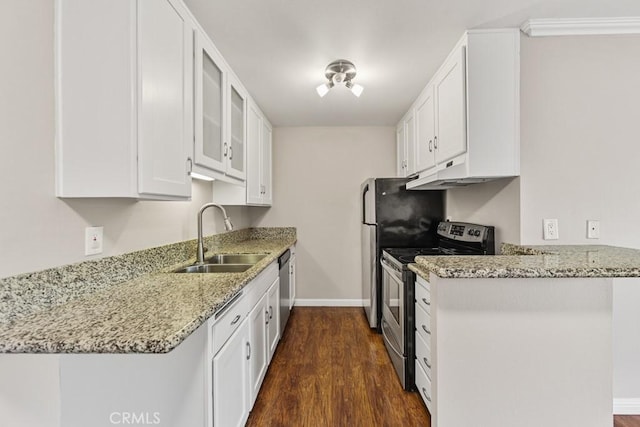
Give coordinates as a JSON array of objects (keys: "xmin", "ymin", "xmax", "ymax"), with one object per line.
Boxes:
[
  {"xmin": 85, "ymin": 226, "xmax": 104, "ymax": 255},
  {"xmin": 543, "ymin": 219, "xmax": 559, "ymax": 240},
  {"xmin": 587, "ymin": 220, "xmax": 600, "ymax": 239}
]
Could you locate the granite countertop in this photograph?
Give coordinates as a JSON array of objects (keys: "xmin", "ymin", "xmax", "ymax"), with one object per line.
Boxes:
[
  {"xmin": 409, "ymin": 243, "xmax": 640, "ymax": 280},
  {"xmin": 0, "ymin": 228, "xmax": 296, "ymax": 354}
]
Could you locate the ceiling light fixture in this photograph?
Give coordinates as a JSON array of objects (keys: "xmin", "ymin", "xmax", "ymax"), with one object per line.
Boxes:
[{"xmin": 316, "ymin": 59, "xmax": 364, "ymax": 98}]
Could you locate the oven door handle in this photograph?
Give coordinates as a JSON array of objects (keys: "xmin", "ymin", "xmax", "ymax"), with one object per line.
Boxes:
[
  {"xmin": 381, "ymin": 318, "xmax": 404, "ymax": 358},
  {"xmin": 381, "ymin": 258, "xmax": 403, "ymax": 281}
]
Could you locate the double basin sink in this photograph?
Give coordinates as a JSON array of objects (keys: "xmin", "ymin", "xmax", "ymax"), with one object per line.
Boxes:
[{"xmin": 174, "ymin": 253, "xmax": 268, "ymax": 274}]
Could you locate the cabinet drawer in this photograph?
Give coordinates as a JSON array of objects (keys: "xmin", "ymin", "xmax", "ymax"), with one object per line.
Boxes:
[
  {"xmin": 415, "ymin": 277, "xmax": 431, "ymax": 314},
  {"xmin": 211, "ymin": 292, "xmax": 249, "ymax": 355},
  {"xmin": 415, "ymin": 361, "xmax": 433, "ymax": 413},
  {"xmin": 415, "ymin": 302, "xmax": 431, "ymax": 344},
  {"xmin": 415, "ymin": 329, "xmax": 432, "ymax": 380}
]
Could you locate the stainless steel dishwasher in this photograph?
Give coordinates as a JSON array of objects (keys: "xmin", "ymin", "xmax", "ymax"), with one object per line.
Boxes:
[{"xmin": 278, "ymin": 249, "xmax": 291, "ymax": 335}]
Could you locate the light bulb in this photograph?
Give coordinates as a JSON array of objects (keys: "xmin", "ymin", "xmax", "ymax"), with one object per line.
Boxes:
[
  {"xmin": 350, "ymin": 83, "xmax": 364, "ymax": 97},
  {"xmin": 316, "ymin": 83, "xmax": 330, "ymax": 97}
]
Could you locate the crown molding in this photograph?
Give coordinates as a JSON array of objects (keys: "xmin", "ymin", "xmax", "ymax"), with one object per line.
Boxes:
[{"xmin": 521, "ymin": 17, "xmax": 640, "ymax": 37}]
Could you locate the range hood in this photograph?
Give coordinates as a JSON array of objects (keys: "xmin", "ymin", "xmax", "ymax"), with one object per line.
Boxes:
[
  {"xmin": 406, "ymin": 161, "xmax": 495, "ymax": 190},
  {"xmin": 406, "ymin": 173, "xmax": 491, "ymax": 190}
]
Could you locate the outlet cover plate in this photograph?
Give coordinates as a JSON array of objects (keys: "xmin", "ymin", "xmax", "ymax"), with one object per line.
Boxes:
[
  {"xmin": 85, "ymin": 226, "xmax": 104, "ymax": 255},
  {"xmin": 587, "ymin": 220, "xmax": 600, "ymax": 239},
  {"xmin": 543, "ymin": 219, "xmax": 559, "ymax": 240}
]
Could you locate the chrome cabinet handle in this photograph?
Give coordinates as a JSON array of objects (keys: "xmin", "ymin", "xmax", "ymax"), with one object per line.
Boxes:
[
  {"xmin": 422, "ymin": 324, "xmax": 431, "ymax": 335},
  {"xmin": 428, "ymin": 140, "xmax": 433, "ymax": 152},
  {"xmin": 423, "ymin": 357, "xmax": 431, "ymax": 369},
  {"xmin": 230, "ymin": 314, "xmax": 241, "ymax": 325},
  {"xmin": 229, "ymin": 146, "xmax": 233, "ymax": 160},
  {"xmin": 246, "ymin": 342, "xmax": 251, "ymax": 360},
  {"xmin": 422, "ymin": 387, "xmax": 431, "ymax": 402},
  {"xmin": 223, "ymin": 142, "xmax": 228, "ymax": 157},
  {"xmin": 422, "ymin": 297, "xmax": 430, "ymax": 306},
  {"xmin": 186, "ymin": 157, "xmax": 193, "ymax": 175},
  {"xmin": 434, "ymin": 136, "xmax": 438, "ymax": 149}
]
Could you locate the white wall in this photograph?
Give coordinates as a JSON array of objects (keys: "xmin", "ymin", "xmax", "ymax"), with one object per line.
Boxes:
[
  {"xmin": 251, "ymin": 127, "xmax": 395, "ymax": 302},
  {"xmin": 519, "ymin": 34, "xmax": 640, "ymax": 407},
  {"xmin": 445, "ymin": 177, "xmax": 521, "ymax": 248},
  {"xmin": 0, "ymin": 0, "xmax": 250, "ymax": 279}
]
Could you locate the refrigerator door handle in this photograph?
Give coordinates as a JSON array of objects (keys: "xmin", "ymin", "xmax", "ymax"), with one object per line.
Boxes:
[{"xmin": 361, "ymin": 183, "xmax": 369, "ymax": 224}]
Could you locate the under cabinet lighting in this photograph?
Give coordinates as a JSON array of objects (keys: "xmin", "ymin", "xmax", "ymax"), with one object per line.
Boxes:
[{"xmin": 190, "ymin": 172, "xmax": 215, "ymax": 182}]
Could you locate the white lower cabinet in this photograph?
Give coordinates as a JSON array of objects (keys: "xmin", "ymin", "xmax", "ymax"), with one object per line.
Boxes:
[
  {"xmin": 248, "ymin": 293, "xmax": 268, "ymax": 407},
  {"xmin": 289, "ymin": 247, "xmax": 296, "ymax": 309},
  {"xmin": 266, "ymin": 278, "xmax": 280, "ymax": 363},
  {"xmin": 209, "ymin": 262, "xmax": 281, "ymax": 426},
  {"xmin": 212, "ymin": 319, "xmax": 250, "ymax": 427},
  {"xmin": 415, "ymin": 275, "xmax": 434, "ymax": 415}
]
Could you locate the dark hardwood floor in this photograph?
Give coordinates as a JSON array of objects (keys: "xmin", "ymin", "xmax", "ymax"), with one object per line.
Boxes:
[{"xmin": 247, "ymin": 307, "xmax": 640, "ymax": 427}]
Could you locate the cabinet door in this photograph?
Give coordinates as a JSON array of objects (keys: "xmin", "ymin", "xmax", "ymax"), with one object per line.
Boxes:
[
  {"xmin": 194, "ymin": 32, "xmax": 227, "ymax": 174},
  {"xmin": 248, "ymin": 293, "xmax": 268, "ymax": 406},
  {"xmin": 212, "ymin": 319, "xmax": 250, "ymax": 427},
  {"xmin": 266, "ymin": 278, "xmax": 280, "ymax": 363},
  {"xmin": 246, "ymin": 102, "xmax": 263, "ymax": 204},
  {"xmin": 396, "ymin": 123, "xmax": 406, "ymax": 177},
  {"xmin": 415, "ymin": 86, "xmax": 437, "ymax": 172},
  {"xmin": 226, "ymin": 75, "xmax": 247, "ymax": 180},
  {"xmin": 435, "ymin": 45, "xmax": 467, "ymax": 164},
  {"xmin": 289, "ymin": 253, "xmax": 296, "ymax": 309},
  {"xmin": 137, "ymin": 0, "xmax": 193, "ymax": 198},
  {"xmin": 405, "ymin": 111, "xmax": 416, "ymax": 175},
  {"xmin": 261, "ymin": 120, "xmax": 273, "ymax": 205}
]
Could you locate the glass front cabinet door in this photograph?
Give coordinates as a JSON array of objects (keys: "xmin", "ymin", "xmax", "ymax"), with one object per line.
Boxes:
[
  {"xmin": 226, "ymin": 74, "xmax": 247, "ymax": 180},
  {"xmin": 194, "ymin": 31, "xmax": 246, "ymax": 182}
]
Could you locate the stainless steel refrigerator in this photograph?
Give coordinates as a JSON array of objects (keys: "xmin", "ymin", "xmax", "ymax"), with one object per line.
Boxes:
[{"xmin": 361, "ymin": 178, "xmax": 444, "ymax": 330}]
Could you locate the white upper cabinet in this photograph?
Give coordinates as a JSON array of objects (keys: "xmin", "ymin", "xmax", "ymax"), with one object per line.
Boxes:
[
  {"xmin": 213, "ymin": 99, "xmax": 272, "ymax": 206},
  {"xmin": 56, "ymin": 0, "xmax": 194, "ymax": 199},
  {"xmin": 414, "ymin": 85, "xmax": 437, "ymax": 172},
  {"xmin": 396, "ymin": 122, "xmax": 407, "ymax": 177},
  {"xmin": 396, "ymin": 111, "xmax": 417, "ymax": 177},
  {"xmin": 433, "ymin": 45, "xmax": 467, "ymax": 165},
  {"xmin": 227, "ymin": 75, "xmax": 247, "ymax": 180},
  {"xmin": 402, "ymin": 29, "xmax": 520, "ymax": 189},
  {"xmin": 259, "ymin": 117, "xmax": 273, "ymax": 205},
  {"xmin": 193, "ymin": 30, "xmax": 247, "ymax": 183},
  {"xmin": 194, "ymin": 33, "xmax": 226, "ymax": 175}
]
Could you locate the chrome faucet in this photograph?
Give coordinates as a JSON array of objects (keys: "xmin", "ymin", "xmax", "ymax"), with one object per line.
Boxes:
[{"xmin": 196, "ymin": 203, "xmax": 234, "ymax": 264}]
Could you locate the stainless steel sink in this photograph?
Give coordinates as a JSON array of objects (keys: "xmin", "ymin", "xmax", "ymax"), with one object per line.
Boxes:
[
  {"xmin": 174, "ymin": 264, "xmax": 253, "ymax": 274},
  {"xmin": 173, "ymin": 253, "xmax": 268, "ymax": 273},
  {"xmin": 206, "ymin": 254, "xmax": 268, "ymax": 264}
]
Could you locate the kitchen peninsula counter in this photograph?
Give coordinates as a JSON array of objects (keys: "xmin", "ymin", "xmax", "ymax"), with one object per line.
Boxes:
[
  {"xmin": 0, "ymin": 228, "xmax": 296, "ymax": 354},
  {"xmin": 409, "ymin": 243, "xmax": 640, "ymax": 280},
  {"xmin": 405, "ymin": 243, "xmax": 629, "ymax": 427}
]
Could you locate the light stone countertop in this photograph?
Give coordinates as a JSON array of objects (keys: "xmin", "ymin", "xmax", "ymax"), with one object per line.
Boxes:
[
  {"xmin": 0, "ymin": 228, "xmax": 296, "ymax": 354},
  {"xmin": 409, "ymin": 243, "xmax": 640, "ymax": 280}
]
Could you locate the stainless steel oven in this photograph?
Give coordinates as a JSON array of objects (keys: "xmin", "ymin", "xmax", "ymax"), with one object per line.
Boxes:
[
  {"xmin": 380, "ymin": 221, "xmax": 495, "ymax": 391},
  {"xmin": 381, "ymin": 253, "xmax": 410, "ymax": 389}
]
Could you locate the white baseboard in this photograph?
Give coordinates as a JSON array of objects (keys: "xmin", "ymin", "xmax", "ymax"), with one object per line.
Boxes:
[
  {"xmin": 614, "ymin": 398, "xmax": 640, "ymax": 415},
  {"xmin": 294, "ymin": 299, "xmax": 365, "ymax": 307}
]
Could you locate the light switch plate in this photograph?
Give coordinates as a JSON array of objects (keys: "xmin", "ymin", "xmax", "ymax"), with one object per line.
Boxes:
[{"xmin": 85, "ymin": 226, "xmax": 104, "ymax": 255}]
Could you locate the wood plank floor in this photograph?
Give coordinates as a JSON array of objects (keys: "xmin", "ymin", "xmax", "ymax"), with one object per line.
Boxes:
[{"xmin": 247, "ymin": 307, "xmax": 640, "ymax": 427}]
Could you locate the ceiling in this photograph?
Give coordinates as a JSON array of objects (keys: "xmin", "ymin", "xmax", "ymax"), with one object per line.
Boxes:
[{"xmin": 184, "ymin": 0, "xmax": 640, "ymax": 127}]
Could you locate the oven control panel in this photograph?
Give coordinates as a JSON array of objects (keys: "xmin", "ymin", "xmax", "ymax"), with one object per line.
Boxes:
[{"xmin": 437, "ymin": 221, "xmax": 491, "ymax": 243}]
